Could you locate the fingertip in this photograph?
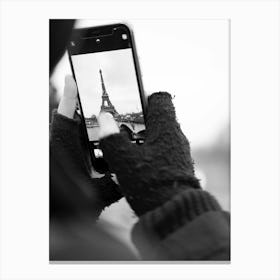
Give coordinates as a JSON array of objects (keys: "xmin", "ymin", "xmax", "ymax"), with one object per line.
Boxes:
[
  {"xmin": 147, "ymin": 92, "xmax": 174, "ymax": 116},
  {"xmin": 98, "ymin": 112, "xmax": 114, "ymax": 122},
  {"xmin": 64, "ymin": 75, "xmax": 77, "ymax": 99},
  {"xmin": 148, "ymin": 92, "xmax": 172, "ymax": 104},
  {"xmin": 145, "ymin": 91, "xmax": 177, "ymax": 138}
]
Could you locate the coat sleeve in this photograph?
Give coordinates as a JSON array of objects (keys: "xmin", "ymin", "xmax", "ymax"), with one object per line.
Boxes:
[{"xmin": 131, "ymin": 189, "xmax": 230, "ymax": 260}]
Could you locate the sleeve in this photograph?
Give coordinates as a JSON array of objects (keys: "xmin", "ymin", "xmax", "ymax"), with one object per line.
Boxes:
[{"xmin": 131, "ymin": 189, "xmax": 230, "ymax": 260}]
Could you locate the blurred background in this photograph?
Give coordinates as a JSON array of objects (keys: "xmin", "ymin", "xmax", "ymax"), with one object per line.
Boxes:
[{"xmin": 50, "ymin": 19, "xmax": 230, "ymax": 251}]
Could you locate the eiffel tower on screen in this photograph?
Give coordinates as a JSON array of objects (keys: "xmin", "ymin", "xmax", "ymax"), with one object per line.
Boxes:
[{"xmin": 99, "ymin": 69, "xmax": 119, "ymax": 117}]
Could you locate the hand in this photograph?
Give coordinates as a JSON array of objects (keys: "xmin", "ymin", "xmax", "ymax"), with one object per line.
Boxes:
[
  {"xmin": 98, "ymin": 92, "xmax": 201, "ymax": 216},
  {"xmin": 50, "ymin": 76, "xmax": 122, "ymax": 219}
]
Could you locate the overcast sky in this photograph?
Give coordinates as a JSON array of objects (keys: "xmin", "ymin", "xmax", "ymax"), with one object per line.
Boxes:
[
  {"xmin": 72, "ymin": 49, "xmax": 142, "ymax": 117},
  {"xmin": 51, "ymin": 19, "xmax": 229, "ymax": 148}
]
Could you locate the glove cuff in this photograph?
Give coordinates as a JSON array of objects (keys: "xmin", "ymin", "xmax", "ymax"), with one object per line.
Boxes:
[
  {"xmin": 131, "ymin": 189, "xmax": 224, "ymax": 258},
  {"xmin": 132, "ymin": 189, "xmax": 222, "ymax": 238}
]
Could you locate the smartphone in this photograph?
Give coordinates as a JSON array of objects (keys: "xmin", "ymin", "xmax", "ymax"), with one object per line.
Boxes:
[{"xmin": 67, "ymin": 23, "xmax": 147, "ymax": 173}]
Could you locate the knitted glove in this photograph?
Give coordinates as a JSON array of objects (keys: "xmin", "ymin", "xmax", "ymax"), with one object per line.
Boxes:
[
  {"xmin": 99, "ymin": 92, "xmax": 201, "ymax": 216},
  {"xmin": 50, "ymin": 110, "xmax": 123, "ymax": 220}
]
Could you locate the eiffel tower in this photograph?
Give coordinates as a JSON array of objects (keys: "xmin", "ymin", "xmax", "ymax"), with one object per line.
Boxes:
[{"xmin": 99, "ymin": 69, "xmax": 118, "ymax": 117}]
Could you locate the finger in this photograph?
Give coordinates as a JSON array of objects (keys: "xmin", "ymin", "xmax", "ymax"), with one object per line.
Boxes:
[
  {"xmin": 57, "ymin": 75, "xmax": 78, "ymax": 119},
  {"xmin": 145, "ymin": 92, "xmax": 178, "ymax": 144},
  {"xmin": 97, "ymin": 112, "xmax": 120, "ymax": 140},
  {"xmin": 145, "ymin": 92, "xmax": 194, "ymax": 174}
]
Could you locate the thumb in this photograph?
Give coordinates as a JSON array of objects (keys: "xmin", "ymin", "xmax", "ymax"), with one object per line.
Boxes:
[
  {"xmin": 98, "ymin": 113, "xmax": 140, "ymax": 176},
  {"xmin": 57, "ymin": 75, "xmax": 78, "ymax": 119},
  {"xmin": 97, "ymin": 112, "xmax": 120, "ymax": 140}
]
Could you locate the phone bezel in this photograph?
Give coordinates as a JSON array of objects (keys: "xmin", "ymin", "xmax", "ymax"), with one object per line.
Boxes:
[{"xmin": 67, "ymin": 23, "xmax": 147, "ymax": 172}]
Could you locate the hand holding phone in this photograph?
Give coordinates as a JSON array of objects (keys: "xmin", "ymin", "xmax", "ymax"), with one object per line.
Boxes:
[{"xmin": 99, "ymin": 92, "xmax": 202, "ymax": 216}]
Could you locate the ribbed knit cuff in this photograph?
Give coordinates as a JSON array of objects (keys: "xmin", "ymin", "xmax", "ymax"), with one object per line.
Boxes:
[{"xmin": 131, "ymin": 189, "xmax": 222, "ymax": 257}]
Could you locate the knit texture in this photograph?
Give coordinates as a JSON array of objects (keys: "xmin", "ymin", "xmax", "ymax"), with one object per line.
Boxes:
[
  {"xmin": 133, "ymin": 189, "xmax": 222, "ymax": 239},
  {"xmin": 50, "ymin": 110, "xmax": 122, "ymax": 219},
  {"xmin": 131, "ymin": 189, "xmax": 228, "ymax": 260},
  {"xmin": 100, "ymin": 92, "xmax": 201, "ymax": 216}
]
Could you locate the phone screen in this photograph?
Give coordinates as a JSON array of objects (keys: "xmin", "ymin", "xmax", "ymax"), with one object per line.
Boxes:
[{"xmin": 69, "ymin": 25, "xmax": 146, "ymax": 159}]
